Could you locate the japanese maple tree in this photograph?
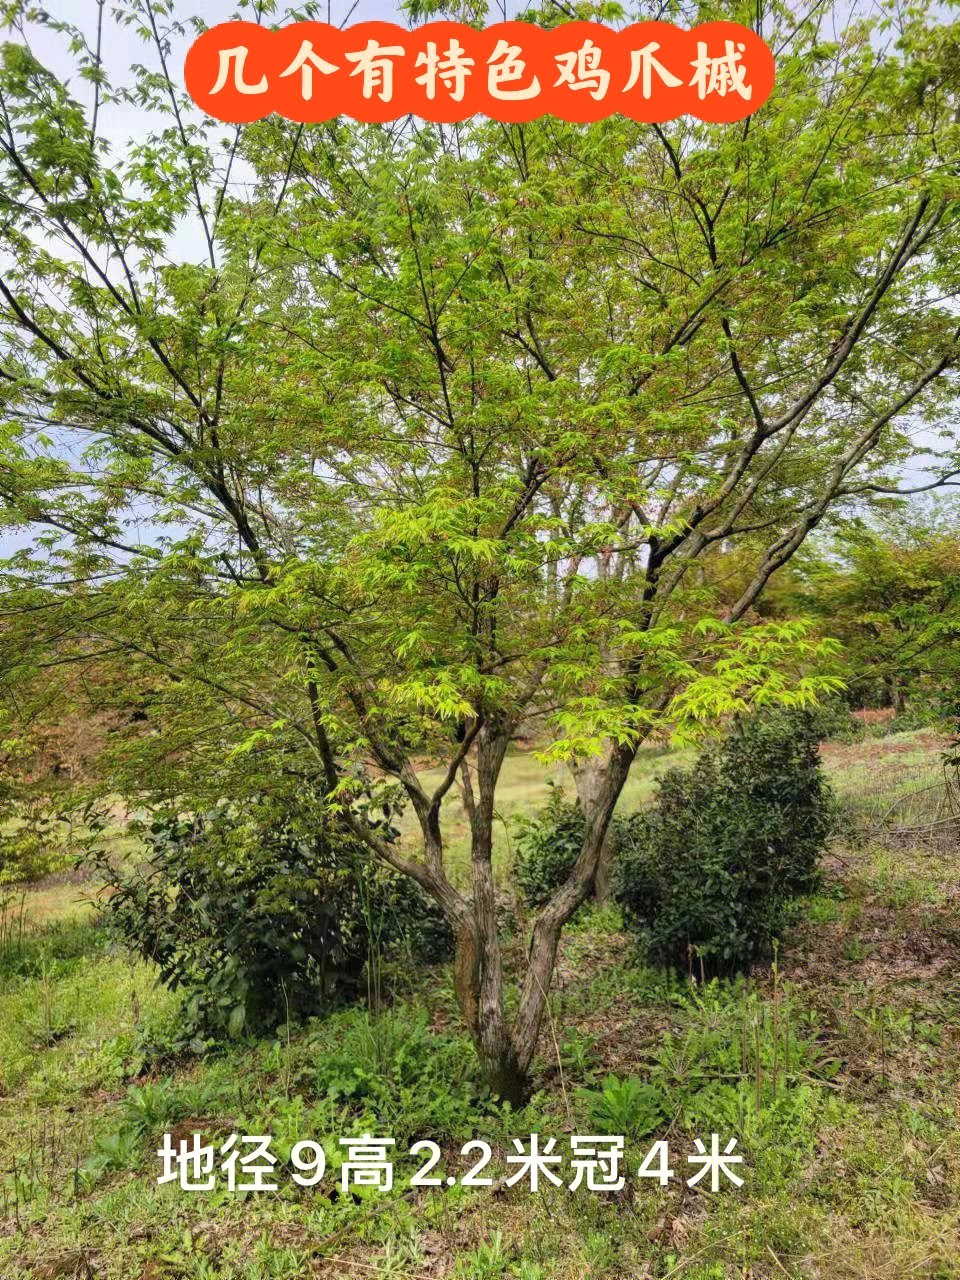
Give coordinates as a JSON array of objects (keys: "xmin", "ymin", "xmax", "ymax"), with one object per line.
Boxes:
[{"xmin": 1, "ymin": 0, "xmax": 958, "ymax": 1094}]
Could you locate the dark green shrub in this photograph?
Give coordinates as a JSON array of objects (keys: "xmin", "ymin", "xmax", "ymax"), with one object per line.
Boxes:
[
  {"xmin": 94, "ymin": 795, "xmax": 452, "ymax": 1039},
  {"xmin": 802, "ymin": 695, "xmax": 864, "ymax": 743},
  {"xmin": 513, "ymin": 785, "xmax": 586, "ymax": 907},
  {"xmin": 617, "ymin": 708, "xmax": 836, "ymax": 976},
  {"xmin": 512, "ymin": 785, "xmax": 644, "ymax": 909}
]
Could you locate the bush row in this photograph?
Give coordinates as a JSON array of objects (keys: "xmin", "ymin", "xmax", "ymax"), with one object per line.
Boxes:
[{"xmin": 97, "ymin": 707, "xmax": 836, "ymax": 1040}]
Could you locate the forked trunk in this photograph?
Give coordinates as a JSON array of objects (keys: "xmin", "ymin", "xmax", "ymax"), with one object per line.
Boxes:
[{"xmin": 456, "ymin": 738, "xmax": 636, "ymax": 1097}]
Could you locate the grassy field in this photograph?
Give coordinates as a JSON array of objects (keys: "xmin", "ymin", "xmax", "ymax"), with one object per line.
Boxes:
[{"xmin": 0, "ymin": 729, "xmax": 958, "ymax": 1280}]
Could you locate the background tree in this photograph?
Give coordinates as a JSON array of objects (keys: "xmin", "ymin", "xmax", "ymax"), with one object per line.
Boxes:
[
  {"xmin": 787, "ymin": 515, "xmax": 960, "ymax": 714},
  {"xmin": 0, "ymin": 0, "xmax": 959, "ymax": 1095}
]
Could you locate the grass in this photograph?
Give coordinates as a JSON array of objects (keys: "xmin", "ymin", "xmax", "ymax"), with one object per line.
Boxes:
[{"xmin": 0, "ymin": 729, "xmax": 958, "ymax": 1279}]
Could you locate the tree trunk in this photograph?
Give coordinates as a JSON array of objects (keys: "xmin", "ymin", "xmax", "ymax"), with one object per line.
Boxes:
[
  {"xmin": 453, "ymin": 924, "xmax": 479, "ymax": 1040},
  {"xmin": 509, "ymin": 739, "xmax": 636, "ymax": 1079},
  {"xmin": 572, "ymin": 746, "xmax": 618, "ymax": 904},
  {"xmin": 464, "ymin": 721, "xmax": 516, "ymax": 1095},
  {"xmin": 882, "ymin": 673, "xmax": 896, "ymax": 708},
  {"xmin": 396, "ymin": 724, "xmax": 637, "ymax": 1100},
  {"xmin": 477, "ymin": 1045, "xmax": 528, "ymax": 1106}
]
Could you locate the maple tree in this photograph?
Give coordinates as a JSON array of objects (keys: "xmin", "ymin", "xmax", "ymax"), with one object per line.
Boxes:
[{"xmin": 1, "ymin": 0, "xmax": 958, "ymax": 1093}]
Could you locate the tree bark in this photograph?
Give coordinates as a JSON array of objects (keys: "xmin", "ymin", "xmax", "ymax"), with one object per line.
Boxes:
[
  {"xmin": 509, "ymin": 739, "xmax": 636, "ymax": 1077},
  {"xmin": 453, "ymin": 924, "xmax": 479, "ymax": 1040},
  {"xmin": 572, "ymin": 745, "xmax": 619, "ymax": 904},
  {"xmin": 442, "ymin": 727, "xmax": 637, "ymax": 1097},
  {"xmin": 465, "ymin": 721, "xmax": 515, "ymax": 1094}
]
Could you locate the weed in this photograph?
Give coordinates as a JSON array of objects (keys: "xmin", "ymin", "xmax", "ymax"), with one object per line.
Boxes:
[
  {"xmin": 576, "ymin": 1074, "xmax": 666, "ymax": 1138},
  {"xmin": 456, "ymin": 1232, "xmax": 509, "ymax": 1279}
]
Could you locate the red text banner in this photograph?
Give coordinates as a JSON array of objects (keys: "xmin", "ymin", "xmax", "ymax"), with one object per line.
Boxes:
[{"xmin": 184, "ymin": 21, "xmax": 775, "ymax": 125}]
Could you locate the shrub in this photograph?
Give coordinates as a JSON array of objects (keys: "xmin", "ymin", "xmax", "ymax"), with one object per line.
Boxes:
[
  {"xmin": 361, "ymin": 865, "xmax": 455, "ymax": 964},
  {"xmin": 512, "ymin": 786, "xmax": 643, "ymax": 910},
  {"xmin": 617, "ymin": 708, "xmax": 836, "ymax": 976},
  {"xmin": 882, "ymin": 702, "xmax": 952, "ymax": 734},
  {"xmin": 513, "ymin": 785, "xmax": 586, "ymax": 907},
  {"xmin": 94, "ymin": 794, "xmax": 452, "ymax": 1039},
  {"xmin": 802, "ymin": 695, "xmax": 864, "ymax": 743}
]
